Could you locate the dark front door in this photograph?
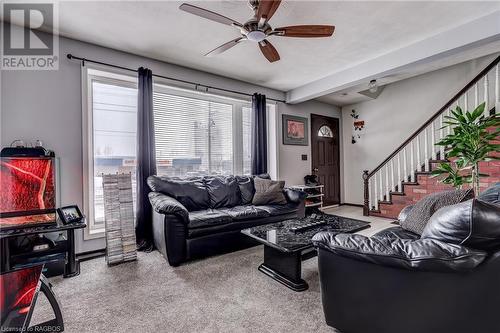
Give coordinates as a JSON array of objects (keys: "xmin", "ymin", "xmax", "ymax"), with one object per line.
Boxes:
[{"xmin": 311, "ymin": 114, "xmax": 340, "ymax": 206}]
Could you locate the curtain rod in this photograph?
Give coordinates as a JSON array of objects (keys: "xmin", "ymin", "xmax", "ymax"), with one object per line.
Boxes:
[{"xmin": 66, "ymin": 54, "xmax": 285, "ymax": 103}]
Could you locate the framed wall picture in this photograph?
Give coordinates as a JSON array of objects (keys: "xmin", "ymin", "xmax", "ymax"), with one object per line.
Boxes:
[{"xmin": 282, "ymin": 114, "xmax": 308, "ymax": 146}]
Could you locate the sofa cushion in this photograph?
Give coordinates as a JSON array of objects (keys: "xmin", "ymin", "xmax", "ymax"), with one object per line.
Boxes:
[
  {"xmin": 400, "ymin": 189, "xmax": 473, "ymax": 235},
  {"xmin": 188, "ymin": 209, "xmax": 232, "ymax": 229},
  {"xmin": 257, "ymin": 204, "xmax": 298, "ymax": 216},
  {"xmin": 218, "ymin": 206, "xmax": 269, "ymax": 221},
  {"xmin": 205, "ymin": 176, "xmax": 241, "ymax": 208},
  {"xmin": 147, "ymin": 176, "xmax": 209, "ymax": 211},
  {"xmin": 312, "ymin": 232, "xmax": 487, "ymax": 272},
  {"xmin": 236, "ymin": 176, "xmax": 255, "ymax": 205},
  {"xmin": 252, "ymin": 178, "xmax": 287, "ymax": 205},
  {"xmin": 421, "ymin": 199, "xmax": 500, "ymax": 251},
  {"xmin": 478, "ymin": 182, "xmax": 500, "ymax": 205}
]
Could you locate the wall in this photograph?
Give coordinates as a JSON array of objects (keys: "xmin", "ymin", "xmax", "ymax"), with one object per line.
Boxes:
[
  {"xmin": 277, "ymin": 101, "xmax": 342, "ymax": 186},
  {"xmin": 0, "ymin": 31, "xmax": 287, "ymax": 253},
  {"xmin": 0, "ymin": 30, "xmax": 340, "ymax": 252},
  {"xmin": 341, "ymin": 53, "xmax": 499, "ymax": 205}
]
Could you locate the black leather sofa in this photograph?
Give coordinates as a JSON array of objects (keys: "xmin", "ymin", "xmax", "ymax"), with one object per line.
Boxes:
[
  {"xmin": 148, "ymin": 175, "xmax": 306, "ymax": 266},
  {"xmin": 312, "ymin": 183, "xmax": 500, "ymax": 333}
]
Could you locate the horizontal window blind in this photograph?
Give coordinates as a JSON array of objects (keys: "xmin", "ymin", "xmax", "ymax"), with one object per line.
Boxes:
[{"xmin": 153, "ymin": 91, "xmax": 234, "ymax": 177}]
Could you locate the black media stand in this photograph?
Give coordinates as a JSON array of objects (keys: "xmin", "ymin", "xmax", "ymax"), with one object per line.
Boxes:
[{"xmin": 0, "ymin": 219, "xmax": 86, "ymax": 277}]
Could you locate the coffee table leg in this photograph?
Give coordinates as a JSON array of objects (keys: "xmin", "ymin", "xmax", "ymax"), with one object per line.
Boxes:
[{"xmin": 258, "ymin": 245, "xmax": 308, "ymax": 292}]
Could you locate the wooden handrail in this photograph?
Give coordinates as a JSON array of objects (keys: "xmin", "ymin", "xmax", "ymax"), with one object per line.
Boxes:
[{"xmin": 367, "ymin": 55, "xmax": 500, "ymax": 179}]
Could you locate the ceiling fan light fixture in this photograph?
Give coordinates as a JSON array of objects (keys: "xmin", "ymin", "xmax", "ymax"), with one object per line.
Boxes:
[
  {"xmin": 247, "ymin": 30, "xmax": 267, "ymax": 42},
  {"xmin": 369, "ymin": 79, "xmax": 378, "ymax": 93}
]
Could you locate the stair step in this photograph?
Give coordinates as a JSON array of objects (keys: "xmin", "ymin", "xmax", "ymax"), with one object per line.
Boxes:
[
  {"xmin": 378, "ymin": 200, "xmax": 392, "ymax": 205},
  {"xmin": 390, "ymin": 191, "xmax": 405, "ymax": 196},
  {"xmin": 429, "ymin": 159, "xmax": 448, "ymax": 163},
  {"xmin": 402, "ymin": 181, "xmax": 419, "ymax": 186},
  {"xmin": 415, "ymin": 171, "xmax": 432, "ymax": 175}
]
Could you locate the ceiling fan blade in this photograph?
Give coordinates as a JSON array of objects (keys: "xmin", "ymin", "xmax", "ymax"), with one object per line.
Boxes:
[
  {"xmin": 256, "ymin": 0, "xmax": 281, "ymax": 23},
  {"xmin": 274, "ymin": 25, "xmax": 335, "ymax": 37},
  {"xmin": 259, "ymin": 40, "xmax": 280, "ymax": 63},
  {"xmin": 179, "ymin": 3, "xmax": 243, "ymax": 27},
  {"xmin": 205, "ymin": 37, "xmax": 245, "ymax": 57}
]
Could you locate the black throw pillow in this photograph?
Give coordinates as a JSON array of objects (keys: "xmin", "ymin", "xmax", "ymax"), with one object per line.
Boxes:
[
  {"xmin": 204, "ymin": 176, "xmax": 241, "ymax": 208},
  {"xmin": 236, "ymin": 176, "xmax": 255, "ymax": 205},
  {"xmin": 400, "ymin": 189, "xmax": 473, "ymax": 235},
  {"xmin": 421, "ymin": 199, "xmax": 500, "ymax": 251},
  {"xmin": 147, "ymin": 176, "xmax": 209, "ymax": 211}
]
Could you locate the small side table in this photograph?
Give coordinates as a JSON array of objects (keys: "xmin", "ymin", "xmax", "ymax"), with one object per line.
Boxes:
[{"xmin": 0, "ymin": 219, "xmax": 86, "ymax": 278}]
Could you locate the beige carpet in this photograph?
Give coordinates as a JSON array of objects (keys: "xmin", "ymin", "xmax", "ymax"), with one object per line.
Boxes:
[{"xmin": 31, "ymin": 247, "xmax": 338, "ymax": 333}]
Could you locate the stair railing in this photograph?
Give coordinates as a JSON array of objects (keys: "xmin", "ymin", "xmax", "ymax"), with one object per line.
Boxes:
[{"xmin": 363, "ymin": 55, "xmax": 500, "ymax": 216}]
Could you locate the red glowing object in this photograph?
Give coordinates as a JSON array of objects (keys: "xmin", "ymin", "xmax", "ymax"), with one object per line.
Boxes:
[
  {"xmin": 0, "ymin": 265, "xmax": 43, "ymax": 329},
  {"xmin": 0, "ymin": 157, "xmax": 56, "ymax": 229}
]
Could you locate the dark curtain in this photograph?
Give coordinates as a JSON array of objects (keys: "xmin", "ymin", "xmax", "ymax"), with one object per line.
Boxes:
[
  {"xmin": 136, "ymin": 67, "xmax": 157, "ymax": 252},
  {"xmin": 251, "ymin": 93, "xmax": 268, "ymax": 175}
]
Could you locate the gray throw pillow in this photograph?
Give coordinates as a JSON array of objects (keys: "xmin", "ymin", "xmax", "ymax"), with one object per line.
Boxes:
[
  {"xmin": 252, "ymin": 178, "xmax": 287, "ymax": 205},
  {"xmin": 478, "ymin": 183, "xmax": 500, "ymax": 205},
  {"xmin": 400, "ymin": 189, "xmax": 473, "ymax": 235}
]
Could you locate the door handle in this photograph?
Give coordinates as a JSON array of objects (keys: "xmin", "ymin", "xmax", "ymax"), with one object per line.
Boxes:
[{"xmin": 313, "ymin": 168, "xmax": 319, "ymax": 173}]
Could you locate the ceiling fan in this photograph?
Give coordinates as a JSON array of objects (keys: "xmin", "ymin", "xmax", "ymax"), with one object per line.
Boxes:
[{"xmin": 179, "ymin": 0, "xmax": 335, "ymax": 63}]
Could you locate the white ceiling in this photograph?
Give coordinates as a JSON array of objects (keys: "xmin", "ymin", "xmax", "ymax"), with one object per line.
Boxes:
[
  {"xmin": 4, "ymin": 1, "xmax": 500, "ymax": 104},
  {"xmin": 50, "ymin": 1, "xmax": 500, "ymax": 90}
]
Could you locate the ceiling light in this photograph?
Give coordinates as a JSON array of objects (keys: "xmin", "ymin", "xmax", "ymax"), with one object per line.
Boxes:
[{"xmin": 368, "ymin": 80, "xmax": 378, "ymax": 93}]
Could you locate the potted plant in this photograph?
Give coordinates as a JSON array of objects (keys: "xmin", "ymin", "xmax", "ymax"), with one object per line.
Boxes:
[{"xmin": 431, "ymin": 102, "xmax": 499, "ymax": 194}]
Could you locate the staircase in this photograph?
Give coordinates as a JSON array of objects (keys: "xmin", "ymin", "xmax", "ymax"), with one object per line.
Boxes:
[{"xmin": 363, "ymin": 56, "xmax": 500, "ymax": 219}]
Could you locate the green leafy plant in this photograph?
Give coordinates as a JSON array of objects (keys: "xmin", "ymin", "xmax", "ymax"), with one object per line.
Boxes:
[{"xmin": 431, "ymin": 102, "xmax": 500, "ymax": 194}]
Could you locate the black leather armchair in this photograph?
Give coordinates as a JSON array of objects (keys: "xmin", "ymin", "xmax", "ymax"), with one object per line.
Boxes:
[{"xmin": 312, "ymin": 196, "xmax": 500, "ymax": 333}]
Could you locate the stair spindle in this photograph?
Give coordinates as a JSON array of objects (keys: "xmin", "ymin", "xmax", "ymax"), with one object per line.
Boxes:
[
  {"xmin": 403, "ymin": 147, "xmax": 408, "ymax": 183},
  {"xmin": 390, "ymin": 159, "xmax": 395, "ymax": 192},
  {"xmin": 397, "ymin": 152, "xmax": 402, "ymax": 191},
  {"xmin": 496, "ymin": 64, "xmax": 499, "ymax": 105},
  {"xmin": 368, "ymin": 177, "xmax": 372, "ymax": 211},
  {"xmin": 464, "ymin": 91, "xmax": 468, "ymax": 111},
  {"xmin": 385, "ymin": 165, "xmax": 390, "ymax": 200},
  {"xmin": 484, "ymin": 74, "xmax": 489, "ymax": 117},
  {"xmin": 439, "ymin": 114, "xmax": 445, "ymax": 160},
  {"xmin": 410, "ymin": 140, "xmax": 415, "ymax": 182},
  {"xmin": 416, "ymin": 134, "xmax": 421, "ymax": 173},
  {"xmin": 424, "ymin": 128, "xmax": 429, "ymax": 172},
  {"xmin": 431, "ymin": 120, "xmax": 436, "ymax": 160},
  {"xmin": 379, "ymin": 169, "xmax": 384, "ymax": 201},
  {"xmin": 374, "ymin": 174, "xmax": 378, "ymax": 210},
  {"xmin": 474, "ymin": 82, "xmax": 479, "ymax": 108}
]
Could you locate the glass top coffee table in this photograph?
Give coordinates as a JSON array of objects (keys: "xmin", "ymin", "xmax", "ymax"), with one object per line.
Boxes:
[{"xmin": 241, "ymin": 213, "xmax": 370, "ymax": 291}]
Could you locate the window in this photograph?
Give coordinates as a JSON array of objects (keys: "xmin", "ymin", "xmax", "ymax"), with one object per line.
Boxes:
[
  {"xmin": 153, "ymin": 85, "xmax": 257, "ymax": 177},
  {"xmin": 318, "ymin": 125, "xmax": 333, "ymax": 138},
  {"xmin": 84, "ymin": 69, "xmax": 137, "ymax": 237},
  {"xmin": 83, "ymin": 70, "xmax": 277, "ymax": 238}
]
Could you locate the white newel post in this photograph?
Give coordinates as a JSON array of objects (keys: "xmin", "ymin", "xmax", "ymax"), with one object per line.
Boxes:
[
  {"xmin": 474, "ymin": 83, "xmax": 479, "ymax": 108},
  {"xmin": 379, "ymin": 171, "xmax": 383, "ymax": 201},
  {"xmin": 374, "ymin": 174, "xmax": 378, "ymax": 210}
]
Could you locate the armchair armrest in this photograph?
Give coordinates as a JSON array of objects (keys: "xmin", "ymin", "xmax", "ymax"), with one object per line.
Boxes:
[
  {"xmin": 312, "ymin": 232, "xmax": 486, "ymax": 272},
  {"xmin": 397, "ymin": 204, "xmax": 414, "ymax": 223},
  {"xmin": 148, "ymin": 192, "xmax": 189, "ymax": 222}
]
